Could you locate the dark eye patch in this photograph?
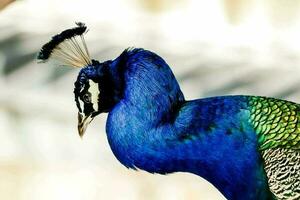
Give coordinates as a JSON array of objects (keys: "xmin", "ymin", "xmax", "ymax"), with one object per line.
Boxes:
[
  {"xmin": 74, "ymin": 79, "xmax": 98, "ymax": 116},
  {"xmin": 79, "ymin": 82, "xmax": 92, "ymax": 103},
  {"xmin": 82, "ymin": 93, "xmax": 91, "ymax": 103},
  {"xmin": 74, "ymin": 79, "xmax": 91, "ymax": 113},
  {"xmin": 83, "ymin": 98, "xmax": 95, "ymax": 115}
]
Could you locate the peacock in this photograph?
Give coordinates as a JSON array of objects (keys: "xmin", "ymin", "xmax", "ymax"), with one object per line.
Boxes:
[{"xmin": 38, "ymin": 23, "xmax": 300, "ymax": 200}]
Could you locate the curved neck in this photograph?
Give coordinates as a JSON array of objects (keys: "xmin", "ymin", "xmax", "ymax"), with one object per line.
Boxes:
[
  {"xmin": 105, "ymin": 49, "xmax": 185, "ymax": 169},
  {"xmin": 103, "ymin": 49, "xmax": 274, "ymax": 200},
  {"xmin": 107, "ymin": 49, "xmax": 185, "ymax": 124}
]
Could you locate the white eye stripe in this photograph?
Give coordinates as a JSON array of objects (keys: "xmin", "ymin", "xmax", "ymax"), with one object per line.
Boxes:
[
  {"xmin": 88, "ymin": 80, "xmax": 100, "ymax": 111},
  {"xmin": 78, "ymin": 98, "xmax": 85, "ymax": 112}
]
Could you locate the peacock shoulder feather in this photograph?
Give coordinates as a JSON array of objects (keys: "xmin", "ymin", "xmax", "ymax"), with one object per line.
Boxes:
[
  {"xmin": 248, "ymin": 96, "xmax": 300, "ymax": 200},
  {"xmin": 248, "ymin": 96, "xmax": 300, "ymax": 150}
]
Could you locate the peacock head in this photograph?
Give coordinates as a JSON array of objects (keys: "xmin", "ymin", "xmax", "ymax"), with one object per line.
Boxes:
[
  {"xmin": 73, "ymin": 64, "xmax": 102, "ymax": 137},
  {"xmin": 38, "ymin": 22, "xmax": 109, "ymax": 137}
]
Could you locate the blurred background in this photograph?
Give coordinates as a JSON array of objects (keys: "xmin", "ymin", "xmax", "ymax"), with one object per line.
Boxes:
[{"xmin": 0, "ymin": 0, "xmax": 300, "ymax": 199}]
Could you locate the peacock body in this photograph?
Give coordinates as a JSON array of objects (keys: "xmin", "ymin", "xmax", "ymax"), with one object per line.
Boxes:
[{"xmin": 38, "ymin": 23, "xmax": 300, "ymax": 200}]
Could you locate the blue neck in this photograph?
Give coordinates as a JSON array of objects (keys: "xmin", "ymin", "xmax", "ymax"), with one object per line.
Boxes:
[
  {"xmin": 106, "ymin": 49, "xmax": 185, "ymax": 124},
  {"xmin": 102, "ymin": 49, "xmax": 273, "ymax": 200},
  {"xmin": 105, "ymin": 49, "xmax": 185, "ymax": 168}
]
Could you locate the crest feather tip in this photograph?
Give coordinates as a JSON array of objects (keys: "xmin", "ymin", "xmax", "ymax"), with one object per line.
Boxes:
[{"xmin": 37, "ymin": 22, "xmax": 91, "ymax": 68}]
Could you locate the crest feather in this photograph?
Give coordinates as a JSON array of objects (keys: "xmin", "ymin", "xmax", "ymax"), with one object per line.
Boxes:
[{"xmin": 37, "ymin": 22, "xmax": 91, "ymax": 68}]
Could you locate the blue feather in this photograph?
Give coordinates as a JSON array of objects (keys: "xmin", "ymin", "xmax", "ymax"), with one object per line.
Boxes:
[{"xmin": 79, "ymin": 48, "xmax": 274, "ymax": 200}]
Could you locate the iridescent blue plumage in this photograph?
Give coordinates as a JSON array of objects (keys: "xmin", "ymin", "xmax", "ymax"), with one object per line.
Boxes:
[
  {"xmin": 39, "ymin": 24, "xmax": 299, "ymax": 199},
  {"xmin": 100, "ymin": 49, "xmax": 274, "ymax": 200}
]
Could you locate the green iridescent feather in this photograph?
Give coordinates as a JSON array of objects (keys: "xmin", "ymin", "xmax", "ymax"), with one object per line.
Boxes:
[
  {"xmin": 248, "ymin": 96, "xmax": 300, "ymax": 199},
  {"xmin": 248, "ymin": 96, "xmax": 300, "ymax": 150}
]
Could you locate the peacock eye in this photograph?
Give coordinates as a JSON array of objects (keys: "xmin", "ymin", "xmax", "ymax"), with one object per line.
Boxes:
[{"xmin": 82, "ymin": 93, "xmax": 91, "ymax": 103}]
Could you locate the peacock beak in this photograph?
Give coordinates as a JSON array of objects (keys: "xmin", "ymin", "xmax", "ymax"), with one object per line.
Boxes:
[{"xmin": 78, "ymin": 112, "xmax": 94, "ymax": 137}]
